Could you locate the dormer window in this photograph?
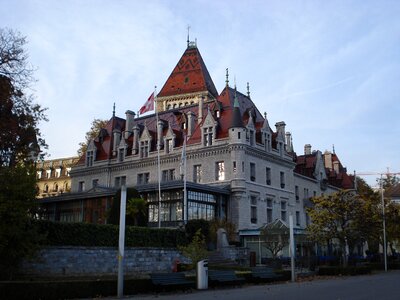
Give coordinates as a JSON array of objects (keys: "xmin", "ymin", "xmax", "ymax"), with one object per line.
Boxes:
[
  {"xmin": 165, "ymin": 139, "xmax": 173, "ymax": 154},
  {"xmin": 203, "ymin": 127, "xmax": 213, "ymax": 146},
  {"xmin": 86, "ymin": 151, "xmax": 94, "ymax": 167},
  {"xmin": 118, "ymin": 148, "xmax": 125, "ymax": 162},
  {"xmin": 140, "ymin": 140, "xmax": 149, "ymax": 158},
  {"xmin": 249, "ymin": 129, "xmax": 254, "ymax": 146}
]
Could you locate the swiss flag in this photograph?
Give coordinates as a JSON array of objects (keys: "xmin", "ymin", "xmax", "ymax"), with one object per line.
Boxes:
[{"xmin": 139, "ymin": 92, "xmax": 154, "ymax": 114}]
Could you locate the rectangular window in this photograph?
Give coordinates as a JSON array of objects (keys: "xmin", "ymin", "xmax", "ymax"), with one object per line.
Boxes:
[
  {"xmin": 203, "ymin": 127, "xmax": 213, "ymax": 146},
  {"xmin": 280, "ymin": 171, "xmax": 285, "ymax": 189},
  {"xmin": 92, "ymin": 179, "xmax": 98, "ymax": 188},
  {"xmin": 266, "ymin": 198, "xmax": 273, "ymax": 224},
  {"xmin": 296, "ymin": 211, "xmax": 300, "ymax": 226},
  {"xmin": 86, "ymin": 150, "xmax": 94, "ymax": 167},
  {"xmin": 78, "ymin": 181, "xmax": 85, "ymax": 192},
  {"xmin": 266, "ymin": 167, "xmax": 271, "ymax": 185},
  {"xmin": 115, "ymin": 176, "xmax": 126, "ymax": 188},
  {"xmin": 281, "ymin": 200, "xmax": 287, "ymax": 221},
  {"xmin": 118, "ymin": 148, "xmax": 125, "ymax": 162},
  {"xmin": 249, "ymin": 130, "xmax": 254, "ymax": 146},
  {"xmin": 215, "ymin": 161, "xmax": 225, "ymax": 181},
  {"xmin": 250, "ymin": 196, "xmax": 257, "ymax": 224},
  {"xmin": 233, "ymin": 161, "xmax": 237, "ymax": 173},
  {"xmin": 137, "ymin": 173, "xmax": 149, "ymax": 184},
  {"xmin": 306, "ymin": 212, "xmax": 311, "ymax": 226},
  {"xmin": 162, "ymin": 169, "xmax": 175, "ymax": 182},
  {"xmin": 250, "ymin": 163, "xmax": 256, "ymax": 182},
  {"xmin": 140, "ymin": 141, "xmax": 149, "ymax": 158},
  {"xmin": 313, "ymin": 191, "xmax": 317, "ymax": 197},
  {"xmin": 304, "ymin": 188, "xmax": 309, "ymax": 199},
  {"xmin": 295, "ymin": 186, "xmax": 299, "ymax": 202},
  {"xmin": 193, "ymin": 165, "xmax": 202, "ymax": 183},
  {"xmin": 166, "ymin": 139, "xmax": 173, "ymax": 153}
]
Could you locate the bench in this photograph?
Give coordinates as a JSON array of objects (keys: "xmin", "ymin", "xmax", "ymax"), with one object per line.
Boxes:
[
  {"xmin": 150, "ymin": 272, "xmax": 195, "ymax": 291},
  {"xmin": 249, "ymin": 267, "xmax": 284, "ymax": 283},
  {"xmin": 208, "ymin": 270, "xmax": 246, "ymax": 286}
]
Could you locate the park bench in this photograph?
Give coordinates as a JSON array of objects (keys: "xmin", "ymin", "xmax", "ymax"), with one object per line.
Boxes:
[
  {"xmin": 249, "ymin": 267, "xmax": 284, "ymax": 283},
  {"xmin": 208, "ymin": 269, "xmax": 246, "ymax": 286},
  {"xmin": 150, "ymin": 272, "xmax": 195, "ymax": 291}
]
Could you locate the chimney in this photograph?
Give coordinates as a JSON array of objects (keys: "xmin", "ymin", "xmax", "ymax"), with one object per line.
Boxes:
[
  {"xmin": 112, "ymin": 129, "xmax": 121, "ymax": 156},
  {"xmin": 333, "ymin": 161, "xmax": 340, "ymax": 173},
  {"xmin": 198, "ymin": 96, "xmax": 204, "ymax": 124},
  {"xmin": 157, "ymin": 120, "xmax": 164, "ymax": 148},
  {"xmin": 187, "ymin": 111, "xmax": 195, "ymax": 137},
  {"xmin": 324, "ymin": 151, "xmax": 333, "ymax": 170},
  {"xmin": 132, "ymin": 125, "xmax": 139, "ymax": 154},
  {"xmin": 124, "ymin": 110, "xmax": 135, "ymax": 139},
  {"xmin": 304, "ymin": 144, "xmax": 312, "ymax": 155},
  {"xmin": 275, "ymin": 121, "xmax": 286, "ymax": 136},
  {"xmin": 285, "ymin": 132, "xmax": 293, "ymax": 152}
]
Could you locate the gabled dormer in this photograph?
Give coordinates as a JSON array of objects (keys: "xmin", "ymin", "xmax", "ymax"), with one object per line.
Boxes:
[
  {"xmin": 246, "ymin": 109, "xmax": 256, "ymax": 146},
  {"xmin": 201, "ymin": 107, "xmax": 217, "ymax": 147},
  {"xmin": 86, "ymin": 139, "xmax": 97, "ymax": 167},
  {"xmin": 164, "ymin": 122, "xmax": 176, "ymax": 154},
  {"xmin": 139, "ymin": 125, "xmax": 152, "ymax": 158},
  {"xmin": 117, "ymin": 137, "xmax": 128, "ymax": 162},
  {"xmin": 261, "ymin": 112, "xmax": 272, "ymax": 152}
]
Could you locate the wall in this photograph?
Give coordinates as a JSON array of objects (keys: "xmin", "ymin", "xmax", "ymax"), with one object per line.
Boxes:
[{"xmin": 20, "ymin": 247, "xmax": 189, "ymax": 277}]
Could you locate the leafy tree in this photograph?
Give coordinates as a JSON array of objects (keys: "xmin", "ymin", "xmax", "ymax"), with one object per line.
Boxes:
[
  {"xmin": 126, "ymin": 197, "xmax": 147, "ymax": 226},
  {"xmin": 306, "ymin": 190, "xmax": 380, "ymax": 266},
  {"xmin": 377, "ymin": 174, "xmax": 400, "ymax": 190},
  {"xmin": 108, "ymin": 188, "xmax": 147, "ymax": 226},
  {"xmin": 178, "ymin": 229, "xmax": 208, "ymax": 268},
  {"xmin": 77, "ymin": 118, "xmax": 108, "ymax": 157},
  {"xmin": 260, "ymin": 220, "xmax": 289, "ymax": 258},
  {"xmin": 0, "ymin": 28, "xmax": 46, "ymax": 279}
]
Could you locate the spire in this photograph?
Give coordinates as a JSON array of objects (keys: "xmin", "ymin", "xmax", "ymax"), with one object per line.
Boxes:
[
  {"xmin": 225, "ymin": 68, "xmax": 229, "ymax": 87},
  {"xmin": 247, "ymin": 82, "xmax": 250, "ymax": 98},
  {"xmin": 187, "ymin": 25, "xmax": 190, "ymax": 48},
  {"xmin": 230, "ymin": 84, "xmax": 244, "ymax": 129}
]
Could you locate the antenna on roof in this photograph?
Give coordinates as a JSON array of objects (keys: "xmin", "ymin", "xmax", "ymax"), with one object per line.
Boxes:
[
  {"xmin": 225, "ymin": 68, "xmax": 229, "ymax": 87},
  {"xmin": 247, "ymin": 82, "xmax": 250, "ymax": 98},
  {"xmin": 187, "ymin": 25, "xmax": 190, "ymax": 47}
]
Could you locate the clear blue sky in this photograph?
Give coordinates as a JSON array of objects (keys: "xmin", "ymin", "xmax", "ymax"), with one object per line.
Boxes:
[{"xmin": 2, "ymin": 0, "xmax": 400, "ymax": 186}]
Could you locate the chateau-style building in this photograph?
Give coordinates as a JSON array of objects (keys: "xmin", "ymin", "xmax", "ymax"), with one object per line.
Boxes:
[{"xmin": 39, "ymin": 42, "xmax": 353, "ymax": 244}]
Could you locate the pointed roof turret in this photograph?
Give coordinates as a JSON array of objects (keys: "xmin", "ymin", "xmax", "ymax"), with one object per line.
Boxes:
[
  {"xmin": 158, "ymin": 45, "xmax": 218, "ymax": 98},
  {"xmin": 229, "ymin": 86, "xmax": 244, "ymax": 128}
]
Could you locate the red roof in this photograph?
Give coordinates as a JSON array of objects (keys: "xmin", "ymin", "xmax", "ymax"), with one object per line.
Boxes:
[{"xmin": 158, "ymin": 46, "xmax": 218, "ymax": 98}]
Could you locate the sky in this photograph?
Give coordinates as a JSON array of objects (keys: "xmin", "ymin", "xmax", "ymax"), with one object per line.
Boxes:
[{"xmin": 2, "ymin": 0, "xmax": 400, "ymax": 187}]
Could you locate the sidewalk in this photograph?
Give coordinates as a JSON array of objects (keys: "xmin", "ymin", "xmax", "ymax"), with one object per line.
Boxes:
[{"xmin": 98, "ymin": 270, "xmax": 400, "ymax": 300}]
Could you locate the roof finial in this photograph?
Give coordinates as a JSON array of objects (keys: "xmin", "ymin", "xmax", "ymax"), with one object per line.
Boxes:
[
  {"xmin": 332, "ymin": 144, "xmax": 335, "ymax": 154},
  {"xmin": 264, "ymin": 112, "xmax": 267, "ymax": 119},
  {"xmin": 113, "ymin": 102, "xmax": 116, "ymax": 117},
  {"xmin": 225, "ymin": 68, "xmax": 229, "ymax": 87},
  {"xmin": 187, "ymin": 25, "xmax": 190, "ymax": 47},
  {"xmin": 234, "ymin": 75, "xmax": 236, "ymax": 89},
  {"xmin": 247, "ymin": 82, "xmax": 250, "ymax": 98}
]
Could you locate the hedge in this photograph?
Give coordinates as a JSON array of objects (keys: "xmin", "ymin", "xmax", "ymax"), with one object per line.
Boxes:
[
  {"xmin": 35, "ymin": 220, "xmax": 188, "ymax": 248},
  {"xmin": 318, "ymin": 266, "xmax": 372, "ymax": 276}
]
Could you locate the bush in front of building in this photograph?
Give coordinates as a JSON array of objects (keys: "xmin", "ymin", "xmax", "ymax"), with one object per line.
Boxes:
[{"xmin": 36, "ymin": 220, "xmax": 187, "ymax": 248}]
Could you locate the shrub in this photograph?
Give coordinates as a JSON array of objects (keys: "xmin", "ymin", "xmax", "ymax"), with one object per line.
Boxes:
[{"xmin": 35, "ymin": 220, "xmax": 187, "ymax": 248}]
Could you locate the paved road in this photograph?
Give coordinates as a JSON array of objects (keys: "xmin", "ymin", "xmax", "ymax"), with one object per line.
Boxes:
[{"xmin": 110, "ymin": 270, "xmax": 400, "ymax": 300}]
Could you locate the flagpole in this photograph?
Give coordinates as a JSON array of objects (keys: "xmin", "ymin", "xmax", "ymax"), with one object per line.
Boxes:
[
  {"xmin": 155, "ymin": 86, "xmax": 162, "ymax": 229},
  {"xmin": 183, "ymin": 134, "xmax": 187, "ymax": 225}
]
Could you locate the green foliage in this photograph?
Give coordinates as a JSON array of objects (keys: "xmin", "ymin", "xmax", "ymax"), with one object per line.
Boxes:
[
  {"xmin": 0, "ymin": 166, "xmax": 44, "ymax": 279},
  {"xmin": 185, "ymin": 219, "xmax": 210, "ymax": 242},
  {"xmin": 35, "ymin": 220, "xmax": 187, "ymax": 248},
  {"xmin": 178, "ymin": 229, "xmax": 208, "ymax": 268},
  {"xmin": 77, "ymin": 118, "xmax": 108, "ymax": 157},
  {"xmin": 107, "ymin": 188, "xmax": 147, "ymax": 226},
  {"xmin": 376, "ymin": 174, "xmax": 400, "ymax": 190},
  {"xmin": 307, "ymin": 190, "xmax": 381, "ymax": 266}
]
